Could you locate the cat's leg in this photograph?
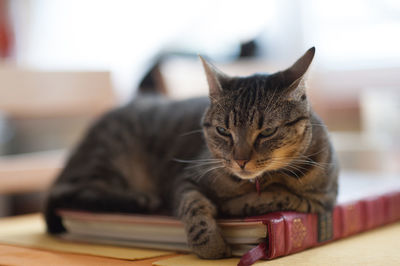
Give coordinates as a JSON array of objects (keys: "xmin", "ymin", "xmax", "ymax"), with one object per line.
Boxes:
[
  {"xmin": 221, "ymin": 184, "xmax": 327, "ymax": 216},
  {"xmin": 174, "ymin": 183, "xmax": 231, "ymax": 259}
]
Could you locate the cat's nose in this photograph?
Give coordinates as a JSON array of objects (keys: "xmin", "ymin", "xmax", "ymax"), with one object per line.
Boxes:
[{"xmin": 235, "ymin": 159, "xmax": 249, "ymax": 169}]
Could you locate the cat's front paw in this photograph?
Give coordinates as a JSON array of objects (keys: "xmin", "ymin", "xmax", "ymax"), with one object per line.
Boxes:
[{"xmin": 187, "ymin": 221, "xmax": 231, "ymax": 259}]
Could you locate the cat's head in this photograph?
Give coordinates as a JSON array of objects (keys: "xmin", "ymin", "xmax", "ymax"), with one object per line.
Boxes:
[{"xmin": 201, "ymin": 47, "xmax": 315, "ymax": 180}]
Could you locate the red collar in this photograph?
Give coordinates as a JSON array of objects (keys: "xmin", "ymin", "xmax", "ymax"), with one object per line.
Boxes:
[{"xmin": 255, "ymin": 178, "xmax": 261, "ymax": 195}]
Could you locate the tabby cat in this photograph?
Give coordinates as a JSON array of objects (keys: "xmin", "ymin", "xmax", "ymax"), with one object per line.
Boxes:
[{"xmin": 44, "ymin": 47, "xmax": 338, "ymax": 259}]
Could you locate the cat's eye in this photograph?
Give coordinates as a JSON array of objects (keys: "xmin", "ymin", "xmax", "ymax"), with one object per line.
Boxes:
[
  {"xmin": 216, "ymin": 126, "xmax": 231, "ymax": 137},
  {"xmin": 259, "ymin": 127, "xmax": 277, "ymax": 138}
]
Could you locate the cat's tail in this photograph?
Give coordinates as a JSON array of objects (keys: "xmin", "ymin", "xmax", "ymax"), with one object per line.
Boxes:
[
  {"xmin": 137, "ymin": 40, "xmax": 261, "ymax": 96},
  {"xmin": 137, "ymin": 56, "xmax": 168, "ymax": 95}
]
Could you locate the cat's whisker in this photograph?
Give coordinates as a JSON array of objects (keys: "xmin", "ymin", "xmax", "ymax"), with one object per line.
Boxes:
[
  {"xmin": 270, "ymin": 157, "xmax": 326, "ymax": 171},
  {"xmin": 289, "ymin": 160, "xmax": 327, "ymax": 170},
  {"xmin": 288, "ymin": 163, "xmax": 312, "ymax": 173},
  {"xmin": 271, "ymin": 150, "xmax": 331, "ymax": 165},
  {"xmin": 288, "ymin": 157, "xmax": 331, "ymax": 166},
  {"xmin": 279, "ymin": 170, "xmax": 302, "ymax": 185},
  {"xmin": 179, "ymin": 129, "xmax": 203, "ymax": 137},
  {"xmin": 264, "ymin": 157, "xmax": 318, "ymax": 174},
  {"xmin": 285, "ymin": 163, "xmax": 307, "ymax": 177},
  {"xmin": 304, "ymin": 144, "xmax": 330, "ymax": 157},
  {"xmin": 172, "ymin": 158, "xmax": 224, "ymax": 164},
  {"xmin": 283, "ymin": 167, "xmax": 301, "ymax": 179},
  {"xmin": 286, "ymin": 163, "xmax": 317, "ymax": 189},
  {"xmin": 193, "ymin": 165, "xmax": 225, "ymax": 182},
  {"xmin": 277, "ymin": 163, "xmax": 306, "ymax": 185},
  {"xmin": 186, "ymin": 161, "xmax": 225, "ymax": 169}
]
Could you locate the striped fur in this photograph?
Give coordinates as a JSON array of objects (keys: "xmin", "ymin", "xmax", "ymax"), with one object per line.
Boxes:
[{"xmin": 44, "ymin": 48, "xmax": 338, "ymax": 259}]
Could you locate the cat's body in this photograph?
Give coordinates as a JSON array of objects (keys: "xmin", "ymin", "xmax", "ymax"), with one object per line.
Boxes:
[
  {"xmin": 45, "ymin": 48, "xmax": 339, "ymax": 259},
  {"xmin": 45, "ymin": 95, "xmax": 210, "ymax": 216}
]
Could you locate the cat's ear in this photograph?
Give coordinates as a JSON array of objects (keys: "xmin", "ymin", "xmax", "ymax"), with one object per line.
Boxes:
[
  {"xmin": 282, "ymin": 47, "xmax": 315, "ymax": 98},
  {"xmin": 199, "ymin": 56, "xmax": 229, "ymax": 100}
]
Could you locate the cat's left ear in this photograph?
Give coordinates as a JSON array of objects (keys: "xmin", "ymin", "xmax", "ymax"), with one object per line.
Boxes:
[
  {"xmin": 199, "ymin": 56, "xmax": 230, "ymax": 100},
  {"xmin": 282, "ymin": 47, "xmax": 315, "ymax": 99}
]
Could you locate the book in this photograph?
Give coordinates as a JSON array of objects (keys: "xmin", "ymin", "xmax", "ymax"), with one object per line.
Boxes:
[
  {"xmin": 56, "ymin": 172, "xmax": 400, "ymax": 266},
  {"xmin": 58, "ymin": 210, "xmax": 267, "ymax": 257}
]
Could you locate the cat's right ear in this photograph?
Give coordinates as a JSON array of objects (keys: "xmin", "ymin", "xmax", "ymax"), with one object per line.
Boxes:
[
  {"xmin": 282, "ymin": 47, "xmax": 315, "ymax": 90},
  {"xmin": 199, "ymin": 56, "xmax": 229, "ymax": 100}
]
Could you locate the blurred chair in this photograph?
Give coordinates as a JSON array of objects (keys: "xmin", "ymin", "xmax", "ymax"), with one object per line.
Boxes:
[{"xmin": 0, "ymin": 67, "xmax": 116, "ymax": 216}]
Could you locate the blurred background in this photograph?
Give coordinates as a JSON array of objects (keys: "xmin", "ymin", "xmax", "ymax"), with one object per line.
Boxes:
[{"xmin": 0, "ymin": 0, "xmax": 399, "ymax": 216}]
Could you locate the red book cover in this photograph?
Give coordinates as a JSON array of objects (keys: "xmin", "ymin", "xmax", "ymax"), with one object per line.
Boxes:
[{"xmin": 238, "ymin": 190, "xmax": 400, "ymax": 266}]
